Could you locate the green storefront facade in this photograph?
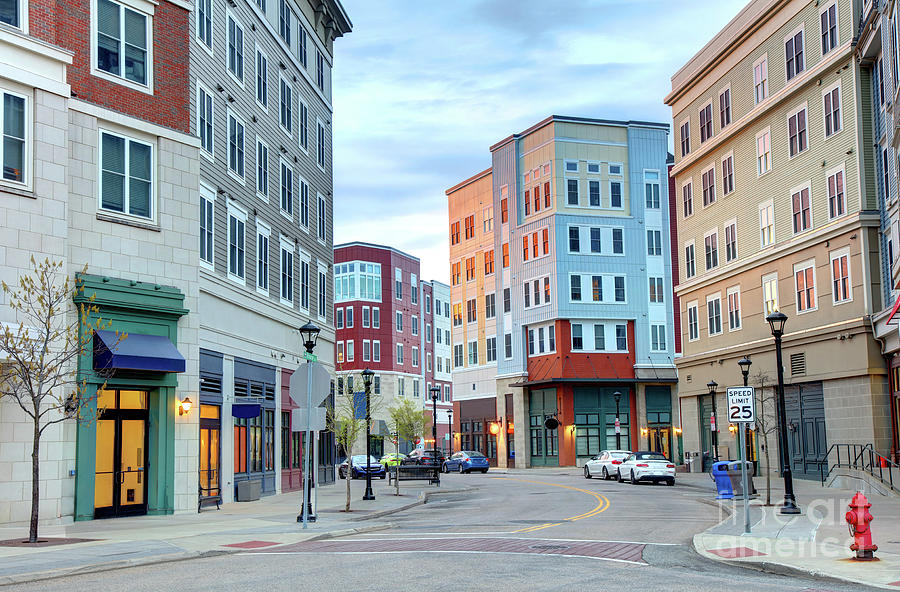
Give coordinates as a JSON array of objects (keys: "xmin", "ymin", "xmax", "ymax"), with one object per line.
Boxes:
[{"xmin": 73, "ymin": 275, "xmax": 189, "ymax": 521}]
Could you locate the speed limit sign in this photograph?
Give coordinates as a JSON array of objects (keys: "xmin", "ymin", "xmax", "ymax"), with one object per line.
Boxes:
[{"xmin": 726, "ymin": 386, "xmax": 755, "ymax": 423}]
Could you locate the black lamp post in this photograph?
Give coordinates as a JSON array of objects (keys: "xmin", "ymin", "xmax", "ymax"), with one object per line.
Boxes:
[
  {"xmin": 707, "ymin": 380, "xmax": 719, "ymax": 461},
  {"xmin": 430, "ymin": 385, "xmax": 441, "ymax": 487},
  {"xmin": 613, "ymin": 391, "xmax": 622, "ymax": 450},
  {"xmin": 362, "ymin": 368, "xmax": 375, "ymax": 501},
  {"xmin": 447, "ymin": 408, "xmax": 453, "ymax": 456},
  {"xmin": 298, "ymin": 322, "xmax": 319, "ymax": 526},
  {"xmin": 738, "ymin": 356, "xmax": 752, "ymax": 465},
  {"xmin": 766, "ymin": 311, "xmax": 800, "ymax": 515}
]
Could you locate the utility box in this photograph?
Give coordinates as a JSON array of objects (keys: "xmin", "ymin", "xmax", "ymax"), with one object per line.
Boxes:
[
  {"xmin": 236, "ymin": 479, "xmax": 261, "ymax": 501},
  {"xmin": 686, "ymin": 451, "xmax": 701, "ymax": 473}
]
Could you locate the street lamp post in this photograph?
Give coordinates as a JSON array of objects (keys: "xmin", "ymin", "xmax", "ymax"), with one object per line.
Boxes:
[
  {"xmin": 766, "ymin": 311, "xmax": 800, "ymax": 515},
  {"xmin": 298, "ymin": 322, "xmax": 319, "ymax": 528},
  {"xmin": 362, "ymin": 368, "xmax": 375, "ymax": 501},
  {"xmin": 707, "ymin": 380, "xmax": 719, "ymax": 462},
  {"xmin": 613, "ymin": 391, "xmax": 622, "ymax": 450},
  {"xmin": 737, "ymin": 355, "xmax": 753, "ymax": 534},
  {"xmin": 430, "ymin": 386, "xmax": 441, "ymax": 487},
  {"xmin": 447, "ymin": 408, "xmax": 453, "ymax": 456}
]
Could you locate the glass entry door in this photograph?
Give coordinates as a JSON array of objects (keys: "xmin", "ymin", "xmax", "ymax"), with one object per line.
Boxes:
[
  {"xmin": 199, "ymin": 404, "xmax": 221, "ymax": 497},
  {"xmin": 94, "ymin": 390, "xmax": 149, "ymax": 518}
]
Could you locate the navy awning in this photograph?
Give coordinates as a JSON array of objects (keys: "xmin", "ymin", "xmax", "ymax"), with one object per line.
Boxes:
[
  {"xmin": 232, "ymin": 404, "xmax": 261, "ymax": 418},
  {"xmin": 93, "ymin": 330, "xmax": 186, "ymax": 373}
]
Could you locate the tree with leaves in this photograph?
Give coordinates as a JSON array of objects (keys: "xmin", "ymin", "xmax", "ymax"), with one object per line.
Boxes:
[
  {"xmin": 751, "ymin": 369, "xmax": 778, "ymax": 506},
  {"xmin": 0, "ymin": 258, "xmax": 121, "ymax": 543},
  {"xmin": 387, "ymin": 398, "xmax": 427, "ymax": 495}
]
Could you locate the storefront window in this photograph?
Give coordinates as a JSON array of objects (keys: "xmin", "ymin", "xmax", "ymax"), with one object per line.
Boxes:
[
  {"xmin": 281, "ymin": 411, "xmax": 291, "ymax": 468},
  {"xmin": 605, "ymin": 412, "xmax": 629, "ymax": 450},
  {"xmin": 575, "ymin": 413, "xmax": 601, "ymax": 457},
  {"xmin": 234, "ymin": 417, "xmax": 247, "ymax": 474}
]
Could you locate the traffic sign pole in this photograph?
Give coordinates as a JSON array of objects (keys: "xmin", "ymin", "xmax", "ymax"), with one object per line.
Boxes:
[
  {"xmin": 739, "ymin": 425, "xmax": 750, "ymax": 533},
  {"xmin": 727, "ymin": 386, "xmax": 755, "ymax": 535}
]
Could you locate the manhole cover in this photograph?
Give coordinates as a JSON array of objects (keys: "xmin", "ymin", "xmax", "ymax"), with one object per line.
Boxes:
[{"xmin": 530, "ymin": 544, "xmax": 570, "ymax": 551}]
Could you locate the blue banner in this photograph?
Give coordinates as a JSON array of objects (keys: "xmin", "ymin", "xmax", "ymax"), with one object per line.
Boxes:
[{"xmin": 353, "ymin": 392, "xmax": 367, "ymax": 420}]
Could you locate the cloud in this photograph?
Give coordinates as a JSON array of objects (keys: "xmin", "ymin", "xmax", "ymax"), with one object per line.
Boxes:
[{"xmin": 332, "ymin": 0, "xmax": 747, "ymax": 282}]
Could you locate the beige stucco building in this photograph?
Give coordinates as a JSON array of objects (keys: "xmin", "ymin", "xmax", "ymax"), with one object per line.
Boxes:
[{"xmin": 666, "ymin": 0, "xmax": 893, "ymax": 475}]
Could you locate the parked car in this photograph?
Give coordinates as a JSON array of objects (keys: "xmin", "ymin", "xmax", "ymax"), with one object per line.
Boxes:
[
  {"xmin": 339, "ymin": 455, "xmax": 386, "ymax": 479},
  {"xmin": 583, "ymin": 449, "xmax": 631, "ymax": 480},
  {"xmin": 401, "ymin": 449, "xmax": 445, "ymax": 467},
  {"xmin": 379, "ymin": 452, "xmax": 407, "ymax": 467},
  {"xmin": 442, "ymin": 451, "xmax": 489, "ymax": 474},
  {"xmin": 616, "ymin": 451, "xmax": 675, "ymax": 485}
]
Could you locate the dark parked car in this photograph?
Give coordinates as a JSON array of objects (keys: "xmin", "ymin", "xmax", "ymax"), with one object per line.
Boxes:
[
  {"xmin": 401, "ymin": 449, "xmax": 445, "ymax": 467},
  {"xmin": 339, "ymin": 455, "xmax": 386, "ymax": 479}
]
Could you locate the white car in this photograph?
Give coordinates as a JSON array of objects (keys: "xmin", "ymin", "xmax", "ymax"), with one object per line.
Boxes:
[
  {"xmin": 583, "ymin": 450, "xmax": 631, "ymax": 480},
  {"xmin": 616, "ymin": 451, "xmax": 676, "ymax": 486}
]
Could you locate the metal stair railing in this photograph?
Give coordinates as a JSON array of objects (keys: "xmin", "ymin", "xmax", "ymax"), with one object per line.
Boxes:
[{"xmin": 819, "ymin": 443, "xmax": 898, "ymax": 493}]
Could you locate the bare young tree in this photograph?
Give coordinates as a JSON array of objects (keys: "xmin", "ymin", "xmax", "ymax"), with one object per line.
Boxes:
[
  {"xmin": 0, "ymin": 259, "xmax": 121, "ymax": 542},
  {"xmin": 751, "ymin": 369, "xmax": 778, "ymax": 505},
  {"xmin": 327, "ymin": 373, "xmax": 380, "ymax": 512},
  {"xmin": 387, "ymin": 398, "xmax": 426, "ymax": 495}
]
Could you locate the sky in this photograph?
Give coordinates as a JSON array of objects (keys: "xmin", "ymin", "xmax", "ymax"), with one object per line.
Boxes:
[{"xmin": 332, "ymin": 0, "xmax": 748, "ymax": 283}]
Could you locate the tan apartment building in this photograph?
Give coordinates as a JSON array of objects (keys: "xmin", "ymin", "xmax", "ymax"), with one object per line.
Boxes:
[{"xmin": 665, "ymin": 0, "xmax": 893, "ymax": 475}]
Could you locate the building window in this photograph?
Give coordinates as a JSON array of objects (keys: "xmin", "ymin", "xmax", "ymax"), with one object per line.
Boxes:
[
  {"xmin": 336, "ymin": 308, "xmax": 343, "ymax": 329},
  {"xmin": 651, "ymin": 324, "xmax": 666, "ymax": 351},
  {"xmin": 486, "ymin": 337, "xmax": 497, "ymax": 362},
  {"xmin": 279, "ymin": 76, "xmax": 292, "ymax": 134},
  {"xmin": 483, "ymin": 206, "xmax": 493, "ymax": 232},
  {"xmin": 649, "ymin": 277, "xmax": 663, "ymax": 303},
  {"xmin": 228, "ymin": 112, "xmax": 245, "ymax": 178},
  {"xmin": 99, "ymin": 131, "xmax": 153, "ymax": 219},
  {"xmin": 316, "ymin": 49, "xmax": 325, "ymax": 91},
  {"xmin": 503, "ymin": 287, "xmax": 511, "ymax": 314},
  {"xmin": 257, "ymin": 226, "xmax": 269, "ymax": 294},
  {"xmin": 589, "ymin": 180, "xmax": 601, "ymax": 207},
  {"xmin": 228, "ymin": 208, "xmax": 246, "ymax": 280},
  {"xmin": 707, "ymin": 294, "xmax": 722, "ymax": 336},
  {"xmin": 453, "ymin": 344, "xmax": 463, "ymax": 368},
  {"xmin": 504, "ymin": 333, "xmax": 513, "ymax": 359},
  {"xmin": 791, "ymin": 186, "xmax": 811, "ymax": 234},
  {"xmin": 831, "ymin": 249, "xmax": 851, "ymax": 303},
  {"xmin": 614, "ymin": 276, "xmax": 625, "ymax": 302},
  {"xmin": 97, "ymin": 0, "xmax": 150, "ymax": 87},
  {"xmin": 685, "ymin": 242, "xmax": 696, "ymax": 279},
  {"xmin": 396, "ymin": 310, "xmax": 403, "ymax": 331},
  {"xmin": 412, "ymin": 314, "xmax": 419, "ymax": 336},
  {"xmin": 373, "ymin": 340, "xmax": 381, "ymax": 362},
  {"xmin": 256, "ymin": 48, "xmax": 268, "ymax": 108},
  {"xmin": 687, "ymin": 301, "xmax": 699, "ymax": 341},
  {"xmin": 699, "ymin": 103, "xmax": 712, "ymax": 143},
  {"xmin": 464, "ymin": 214, "xmax": 475, "ymax": 239},
  {"xmin": 570, "ymin": 275, "xmax": 582, "ymax": 301},
  {"xmin": 701, "ymin": 167, "xmax": 716, "ymax": 206},
  {"xmin": 451, "ymin": 262, "xmax": 460, "ymax": 285},
  {"xmin": 0, "ymin": 91, "xmax": 24, "ymax": 185},
  {"xmin": 465, "ymin": 256, "xmax": 475, "ymax": 281},
  {"xmin": 759, "ymin": 200, "xmax": 775, "ymax": 247},
  {"xmin": 466, "ymin": 299, "xmax": 477, "ymax": 323},
  {"xmin": 256, "ymin": 139, "xmax": 268, "ymax": 199},
  {"xmin": 572, "ymin": 323, "xmax": 583, "ymax": 351},
  {"xmin": 682, "ymin": 182, "xmax": 693, "ymax": 217},
  {"xmin": 373, "ymin": 307, "xmax": 380, "ymax": 329},
  {"xmin": 467, "ymin": 341, "xmax": 478, "ymax": 365},
  {"xmin": 722, "ymin": 155, "xmax": 734, "ymax": 195},
  {"xmin": 647, "ymin": 229, "xmax": 662, "ymax": 256},
  {"xmin": 317, "ymin": 194, "xmax": 326, "ymax": 241},
  {"xmin": 412, "ymin": 346, "xmax": 418, "ymax": 367},
  {"xmin": 450, "ymin": 221, "xmax": 460, "ymax": 245},
  {"xmin": 724, "ymin": 220, "xmax": 737, "ymax": 262},
  {"xmin": 197, "ymin": 85, "xmax": 214, "ymax": 156},
  {"xmin": 821, "ymin": 2, "xmax": 837, "ymax": 55},
  {"xmin": 300, "ymin": 256, "xmax": 309, "ymax": 310},
  {"xmin": 452, "ymin": 303, "xmax": 462, "ymax": 326},
  {"xmin": 754, "ymin": 56, "xmax": 768, "ymax": 104},
  {"xmin": 588, "ymin": 228, "xmax": 601, "ymax": 253},
  {"xmin": 196, "ymin": 0, "xmax": 212, "ymax": 49},
  {"xmin": 200, "ymin": 186, "xmax": 214, "ymax": 266},
  {"xmin": 226, "ymin": 11, "xmax": 243, "ymax": 82},
  {"xmin": 615, "ymin": 324, "xmax": 627, "ymax": 350},
  {"xmin": 704, "ymin": 230, "xmax": 718, "ymax": 270},
  {"xmin": 727, "ymin": 287, "xmax": 741, "ymax": 330},
  {"xmin": 827, "ymin": 167, "xmax": 845, "ymax": 219},
  {"xmin": 278, "ymin": 0, "xmax": 291, "ymax": 44},
  {"xmin": 569, "ymin": 227, "xmax": 580, "ymax": 252},
  {"xmin": 397, "ymin": 343, "xmax": 404, "ymax": 365},
  {"xmin": 785, "ymin": 28, "xmax": 804, "ymax": 81},
  {"xmin": 719, "ymin": 87, "xmax": 731, "ymax": 128},
  {"xmin": 763, "ymin": 273, "xmax": 778, "ymax": 315},
  {"xmin": 567, "ymin": 179, "xmax": 579, "ymax": 206},
  {"xmin": 317, "ymin": 120, "xmax": 326, "ymax": 168},
  {"xmin": 484, "ymin": 250, "xmax": 494, "ymax": 275},
  {"xmin": 485, "ymin": 293, "xmax": 496, "ymax": 319},
  {"xmin": 824, "ymin": 83, "xmax": 841, "ymax": 137},
  {"xmin": 280, "ymin": 241, "xmax": 294, "ymax": 304},
  {"xmin": 317, "ymin": 267, "xmax": 327, "ymax": 320},
  {"xmin": 680, "ymin": 120, "xmax": 690, "ymax": 156},
  {"xmin": 645, "ymin": 171, "xmax": 660, "ymax": 209},
  {"xmin": 612, "ymin": 228, "xmax": 624, "ymax": 254},
  {"xmin": 756, "ymin": 129, "xmax": 771, "ymax": 176},
  {"xmin": 788, "ymin": 106, "xmax": 807, "ymax": 157},
  {"xmin": 280, "ymin": 160, "xmax": 293, "ymax": 217},
  {"xmin": 363, "ymin": 340, "xmax": 371, "ymax": 362},
  {"xmin": 795, "ymin": 262, "xmax": 816, "ymax": 313}
]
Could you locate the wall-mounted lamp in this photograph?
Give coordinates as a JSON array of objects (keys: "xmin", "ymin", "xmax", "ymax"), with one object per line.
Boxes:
[
  {"xmin": 640, "ymin": 427, "xmax": 649, "ymax": 437},
  {"xmin": 674, "ymin": 426, "xmax": 683, "ymax": 436},
  {"xmin": 569, "ymin": 424, "xmax": 577, "ymax": 435},
  {"xmin": 179, "ymin": 397, "xmax": 193, "ymax": 416},
  {"xmin": 489, "ymin": 421, "xmax": 501, "ymax": 435},
  {"xmin": 728, "ymin": 423, "xmax": 738, "ymax": 435}
]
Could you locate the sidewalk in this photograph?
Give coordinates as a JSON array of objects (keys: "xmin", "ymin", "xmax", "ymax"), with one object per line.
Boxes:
[
  {"xmin": 687, "ymin": 470, "xmax": 900, "ymax": 589},
  {"xmin": 0, "ymin": 479, "xmax": 471, "ymax": 586}
]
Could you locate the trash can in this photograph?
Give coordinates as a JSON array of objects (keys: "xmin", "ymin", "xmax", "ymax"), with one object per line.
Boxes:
[
  {"xmin": 711, "ymin": 460, "xmax": 734, "ymax": 499},
  {"xmin": 726, "ymin": 461, "xmax": 757, "ymax": 497}
]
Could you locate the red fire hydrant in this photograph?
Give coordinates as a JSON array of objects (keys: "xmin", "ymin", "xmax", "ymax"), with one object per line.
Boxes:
[{"xmin": 845, "ymin": 492, "xmax": 877, "ymax": 561}]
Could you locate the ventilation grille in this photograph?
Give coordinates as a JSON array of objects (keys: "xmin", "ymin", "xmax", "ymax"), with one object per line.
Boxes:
[
  {"xmin": 200, "ymin": 374, "xmax": 222, "ymax": 395},
  {"xmin": 234, "ymin": 381, "xmax": 249, "ymax": 398},
  {"xmin": 790, "ymin": 352, "xmax": 806, "ymax": 376}
]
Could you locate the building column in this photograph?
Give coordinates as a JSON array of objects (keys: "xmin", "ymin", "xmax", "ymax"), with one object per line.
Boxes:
[
  {"xmin": 636, "ymin": 383, "xmax": 648, "ymax": 450},
  {"xmin": 274, "ymin": 368, "xmax": 283, "ymax": 495},
  {"xmin": 513, "ymin": 386, "xmax": 528, "ymax": 468},
  {"xmin": 221, "ymin": 356, "xmax": 235, "ymax": 504},
  {"xmin": 496, "ymin": 394, "xmax": 508, "ymax": 468}
]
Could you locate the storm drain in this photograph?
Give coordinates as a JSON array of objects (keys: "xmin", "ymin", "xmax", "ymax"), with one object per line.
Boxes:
[{"xmin": 529, "ymin": 544, "xmax": 570, "ymax": 551}]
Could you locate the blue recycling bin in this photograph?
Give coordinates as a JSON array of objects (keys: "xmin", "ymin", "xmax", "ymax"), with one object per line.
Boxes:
[{"xmin": 711, "ymin": 460, "xmax": 734, "ymax": 499}]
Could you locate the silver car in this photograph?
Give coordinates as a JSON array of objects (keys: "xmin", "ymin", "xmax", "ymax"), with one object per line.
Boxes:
[{"xmin": 583, "ymin": 449, "xmax": 631, "ymax": 480}]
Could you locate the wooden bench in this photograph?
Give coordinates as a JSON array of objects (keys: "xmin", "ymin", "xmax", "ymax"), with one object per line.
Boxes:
[
  {"xmin": 388, "ymin": 465, "xmax": 440, "ymax": 485},
  {"xmin": 198, "ymin": 484, "xmax": 222, "ymax": 513}
]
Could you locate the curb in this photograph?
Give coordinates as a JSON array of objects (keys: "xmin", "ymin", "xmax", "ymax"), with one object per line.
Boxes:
[{"xmin": 306, "ymin": 522, "xmax": 395, "ymax": 541}]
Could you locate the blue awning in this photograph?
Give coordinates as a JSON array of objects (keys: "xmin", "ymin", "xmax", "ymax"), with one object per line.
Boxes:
[
  {"xmin": 94, "ymin": 330, "xmax": 186, "ymax": 373},
  {"xmin": 232, "ymin": 404, "xmax": 261, "ymax": 418}
]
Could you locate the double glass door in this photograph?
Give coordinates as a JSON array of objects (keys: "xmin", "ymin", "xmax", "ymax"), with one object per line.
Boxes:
[
  {"xmin": 199, "ymin": 404, "xmax": 221, "ymax": 496},
  {"xmin": 94, "ymin": 390, "xmax": 149, "ymax": 518}
]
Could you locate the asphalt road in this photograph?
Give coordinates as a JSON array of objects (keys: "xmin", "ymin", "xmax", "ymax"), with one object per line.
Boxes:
[{"xmin": 8, "ymin": 472, "xmax": 879, "ymax": 591}]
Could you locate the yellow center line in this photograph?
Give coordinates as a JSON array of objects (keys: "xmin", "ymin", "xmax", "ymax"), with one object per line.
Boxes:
[{"xmin": 492, "ymin": 477, "xmax": 611, "ymax": 533}]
